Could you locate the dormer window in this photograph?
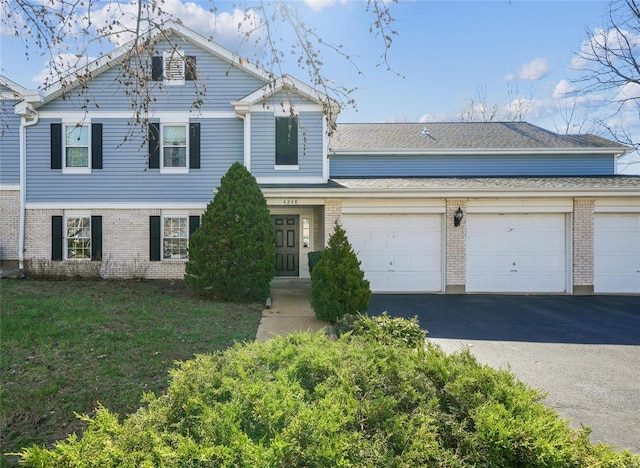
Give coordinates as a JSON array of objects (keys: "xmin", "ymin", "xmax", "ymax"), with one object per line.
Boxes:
[{"xmin": 152, "ymin": 51, "xmax": 197, "ymax": 85}]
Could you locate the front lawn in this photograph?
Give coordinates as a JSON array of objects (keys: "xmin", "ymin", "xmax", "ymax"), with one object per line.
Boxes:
[{"xmin": 0, "ymin": 279, "xmax": 262, "ymax": 466}]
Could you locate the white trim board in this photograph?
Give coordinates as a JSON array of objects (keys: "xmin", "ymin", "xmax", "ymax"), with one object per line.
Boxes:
[{"xmin": 26, "ymin": 202, "xmax": 209, "ymax": 210}]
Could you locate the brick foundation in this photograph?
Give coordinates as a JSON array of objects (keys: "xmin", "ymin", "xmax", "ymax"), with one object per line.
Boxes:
[{"xmin": 0, "ymin": 191, "xmax": 20, "ymax": 261}]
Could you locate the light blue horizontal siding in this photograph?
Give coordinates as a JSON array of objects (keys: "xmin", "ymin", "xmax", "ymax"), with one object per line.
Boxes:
[
  {"xmin": 41, "ymin": 40, "xmax": 267, "ymax": 113},
  {"xmin": 26, "ymin": 117, "xmax": 243, "ymax": 202},
  {"xmin": 1, "ymin": 101, "xmax": 21, "ymax": 184},
  {"xmin": 251, "ymin": 111, "xmax": 324, "ymax": 177},
  {"xmin": 330, "ymin": 154, "xmax": 616, "ymax": 177}
]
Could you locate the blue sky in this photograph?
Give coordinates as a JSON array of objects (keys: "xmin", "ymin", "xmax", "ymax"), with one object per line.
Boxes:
[{"xmin": 1, "ymin": 0, "xmax": 638, "ymax": 171}]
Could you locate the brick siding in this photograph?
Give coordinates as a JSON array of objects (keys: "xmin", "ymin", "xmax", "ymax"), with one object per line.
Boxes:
[
  {"xmin": 572, "ymin": 198, "xmax": 594, "ymax": 289},
  {"xmin": 445, "ymin": 199, "xmax": 467, "ymax": 291},
  {"xmin": 323, "ymin": 199, "xmax": 342, "ymax": 246},
  {"xmin": 0, "ymin": 191, "xmax": 20, "ymax": 260}
]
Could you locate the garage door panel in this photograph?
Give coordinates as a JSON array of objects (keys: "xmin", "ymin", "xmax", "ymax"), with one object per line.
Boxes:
[
  {"xmin": 595, "ymin": 214, "xmax": 640, "ymax": 294},
  {"xmin": 467, "ymin": 214, "xmax": 566, "ymax": 293},
  {"xmin": 342, "ymin": 214, "xmax": 442, "ymax": 293}
]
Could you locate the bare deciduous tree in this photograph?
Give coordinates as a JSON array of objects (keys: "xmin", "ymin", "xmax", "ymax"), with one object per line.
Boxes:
[
  {"xmin": 458, "ymin": 82, "xmax": 536, "ymax": 122},
  {"xmin": 2, "ymin": 0, "xmax": 400, "ymax": 136},
  {"xmin": 574, "ymin": 0, "xmax": 640, "ymax": 153}
]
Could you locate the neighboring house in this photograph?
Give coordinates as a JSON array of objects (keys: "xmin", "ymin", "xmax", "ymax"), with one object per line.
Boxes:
[
  {"xmin": 0, "ymin": 75, "xmax": 39, "ymax": 269},
  {"xmin": 1, "ymin": 22, "xmax": 638, "ymax": 294}
]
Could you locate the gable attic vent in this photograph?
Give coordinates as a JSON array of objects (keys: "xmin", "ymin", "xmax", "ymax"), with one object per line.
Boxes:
[{"xmin": 163, "ymin": 50, "xmax": 186, "ymax": 85}]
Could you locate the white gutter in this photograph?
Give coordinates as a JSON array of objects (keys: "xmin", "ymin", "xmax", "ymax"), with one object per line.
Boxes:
[
  {"xmin": 18, "ymin": 103, "xmax": 39, "ymax": 271},
  {"xmin": 331, "ymin": 147, "xmax": 630, "ymax": 156},
  {"xmin": 233, "ymin": 109, "xmax": 251, "ymax": 170}
]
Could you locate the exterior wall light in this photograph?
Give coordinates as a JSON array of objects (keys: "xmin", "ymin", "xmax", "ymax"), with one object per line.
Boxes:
[{"xmin": 454, "ymin": 207, "xmax": 463, "ymax": 227}]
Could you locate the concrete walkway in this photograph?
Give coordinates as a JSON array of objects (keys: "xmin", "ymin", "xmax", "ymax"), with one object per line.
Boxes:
[{"xmin": 256, "ymin": 279, "xmax": 328, "ymax": 342}]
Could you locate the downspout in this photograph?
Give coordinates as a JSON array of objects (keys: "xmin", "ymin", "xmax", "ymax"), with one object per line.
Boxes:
[
  {"xmin": 18, "ymin": 104, "xmax": 39, "ymax": 272},
  {"xmin": 232, "ymin": 102, "xmax": 251, "ymax": 171}
]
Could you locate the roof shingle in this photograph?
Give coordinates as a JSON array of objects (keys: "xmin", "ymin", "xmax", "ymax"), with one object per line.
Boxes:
[{"xmin": 329, "ymin": 122, "xmax": 628, "ymax": 152}]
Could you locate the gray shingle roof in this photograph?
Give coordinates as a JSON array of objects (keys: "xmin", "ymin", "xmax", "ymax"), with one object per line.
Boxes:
[
  {"xmin": 329, "ymin": 122, "xmax": 628, "ymax": 152},
  {"xmin": 333, "ymin": 176, "xmax": 640, "ymax": 191}
]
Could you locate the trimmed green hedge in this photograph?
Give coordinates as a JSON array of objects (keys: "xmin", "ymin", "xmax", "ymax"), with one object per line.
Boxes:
[{"xmin": 13, "ymin": 318, "xmax": 639, "ymax": 467}]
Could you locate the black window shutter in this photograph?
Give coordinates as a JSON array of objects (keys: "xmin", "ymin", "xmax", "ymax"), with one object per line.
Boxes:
[
  {"xmin": 148, "ymin": 122, "xmax": 160, "ymax": 169},
  {"xmin": 51, "ymin": 123, "xmax": 62, "ymax": 169},
  {"xmin": 91, "ymin": 123, "xmax": 103, "ymax": 169},
  {"xmin": 150, "ymin": 216, "xmax": 161, "ymax": 261},
  {"xmin": 189, "ymin": 215, "xmax": 200, "ymax": 236},
  {"xmin": 52, "ymin": 216, "xmax": 63, "ymax": 261},
  {"xmin": 189, "ymin": 122, "xmax": 201, "ymax": 169},
  {"xmin": 91, "ymin": 216, "xmax": 102, "ymax": 261},
  {"xmin": 152, "ymin": 56, "xmax": 163, "ymax": 81},
  {"xmin": 185, "ymin": 56, "xmax": 197, "ymax": 81}
]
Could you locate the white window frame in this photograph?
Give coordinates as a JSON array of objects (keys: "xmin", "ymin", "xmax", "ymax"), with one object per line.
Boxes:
[
  {"xmin": 163, "ymin": 50, "xmax": 185, "ymax": 86},
  {"xmin": 162, "ymin": 215, "xmax": 189, "ymax": 261},
  {"xmin": 63, "ymin": 124, "xmax": 91, "ymax": 174},
  {"xmin": 64, "ymin": 213, "xmax": 91, "ymax": 261},
  {"xmin": 160, "ymin": 123, "xmax": 189, "ymax": 174}
]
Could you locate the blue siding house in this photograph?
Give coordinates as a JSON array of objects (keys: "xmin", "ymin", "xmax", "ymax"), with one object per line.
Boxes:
[{"xmin": 1, "ymin": 22, "xmax": 639, "ymax": 294}]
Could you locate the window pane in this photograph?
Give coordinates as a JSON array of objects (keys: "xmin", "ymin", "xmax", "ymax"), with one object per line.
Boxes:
[
  {"xmin": 163, "ymin": 217, "xmax": 188, "ymax": 259},
  {"xmin": 66, "ymin": 126, "xmax": 89, "ymax": 146},
  {"xmin": 163, "ymin": 238, "xmax": 188, "ymax": 259},
  {"xmin": 275, "ymin": 117, "xmax": 298, "ymax": 165},
  {"xmin": 164, "ymin": 217, "xmax": 187, "ymax": 237},
  {"xmin": 66, "ymin": 217, "xmax": 91, "ymax": 259},
  {"xmin": 163, "ymin": 147, "xmax": 187, "ymax": 168},
  {"xmin": 66, "ymin": 147, "xmax": 89, "ymax": 167},
  {"xmin": 163, "ymin": 126, "xmax": 186, "ymax": 145}
]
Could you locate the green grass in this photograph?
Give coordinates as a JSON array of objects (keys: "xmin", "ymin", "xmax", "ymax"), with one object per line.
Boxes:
[{"xmin": 0, "ymin": 279, "xmax": 262, "ymax": 467}]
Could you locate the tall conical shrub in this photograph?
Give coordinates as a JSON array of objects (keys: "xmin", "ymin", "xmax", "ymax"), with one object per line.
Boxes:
[
  {"xmin": 311, "ymin": 223, "xmax": 371, "ymax": 321},
  {"xmin": 185, "ymin": 162, "xmax": 275, "ymax": 301}
]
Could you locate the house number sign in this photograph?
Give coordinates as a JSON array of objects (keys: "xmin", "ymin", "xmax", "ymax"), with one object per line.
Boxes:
[{"xmin": 282, "ymin": 199, "xmax": 298, "ymax": 205}]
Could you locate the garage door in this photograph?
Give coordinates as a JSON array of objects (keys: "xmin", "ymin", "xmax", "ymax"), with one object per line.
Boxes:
[
  {"xmin": 595, "ymin": 214, "xmax": 640, "ymax": 294},
  {"xmin": 341, "ymin": 214, "xmax": 442, "ymax": 292},
  {"xmin": 467, "ymin": 214, "xmax": 567, "ymax": 293}
]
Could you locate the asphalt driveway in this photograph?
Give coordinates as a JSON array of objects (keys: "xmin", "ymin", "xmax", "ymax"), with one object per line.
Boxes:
[{"xmin": 368, "ymin": 294, "xmax": 640, "ymax": 453}]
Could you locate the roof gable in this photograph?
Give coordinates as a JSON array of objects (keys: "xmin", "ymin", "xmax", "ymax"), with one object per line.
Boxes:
[
  {"xmin": 0, "ymin": 75, "xmax": 29, "ymax": 99},
  {"xmin": 36, "ymin": 21, "xmax": 332, "ymax": 112},
  {"xmin": 232, "ymin": 75, "xmax": 337, "ymax": 114}
]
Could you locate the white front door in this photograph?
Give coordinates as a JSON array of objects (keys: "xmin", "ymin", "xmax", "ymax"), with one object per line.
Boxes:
[
  {"xmin": 467, "ymin": 214, "xmax": 567, "ymax": 293},
  {"xmin": 595, "ymin": 214, "xmax": 640, "ymax": 294},
  {"xmin": 341, "ymin": 214, "xmax": 442, "ymax": 293}
]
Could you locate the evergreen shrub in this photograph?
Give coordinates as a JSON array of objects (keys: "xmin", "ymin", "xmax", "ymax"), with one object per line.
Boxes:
[
  {"xmin": 307, "ymin": 250, "xmax": 323, "ymax": 274},
  {"xmin": 310, "ymin": 223, "xmax": 371, "ymax": 322},
  {"xmin": 336, "ymin": 312, "xmax": 427, "ymax": 348},
  {"xmin": 14, "ymin": 318, "xmax": 639, "ymax": 467},
  {"xmin": 184, "ymin": 162, "xmax": 275, "ymax": 301}
]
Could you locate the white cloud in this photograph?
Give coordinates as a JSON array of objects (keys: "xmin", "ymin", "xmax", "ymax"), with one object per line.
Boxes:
[
  {"xmin": 571, "ymin": 27, "xmax": 640, "ymax": 70},
  {"xmin": 614, "ymin": 81, "xmax": 640, "ymax": 102},
  {"xmin": 553, "ymin": 79, "xmax": 577, "ymax": 98},
  {"xmin": 418, "ymin": 111, "xmax": 457, "ymax": 122},
  {"xmin": 32, "ymin": 53, "xmax": 95, "ymax": 85},
  {"xmin": 517, "ymin": 58, "xmax": 549, "ymax": 81},
  {"xmin": 304, "ymin": 0, "xmax": 351, "ymax": 11},
  {"xmin": 305, "ymin": 0, "xmax": 337, "ymax": 11}
]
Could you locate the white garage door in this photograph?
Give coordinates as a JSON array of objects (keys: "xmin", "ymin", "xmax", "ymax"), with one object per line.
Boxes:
[
  {"xmin": 341, "ymin": 214, "xmax": 442, "ymax": 292},
  {"xmin": 467, "ymin": 214, "xmax": 567, "ymax": 293},
  {"xmin": 595, "ymin": 214, "xmax": 640, "ymax": 294}
]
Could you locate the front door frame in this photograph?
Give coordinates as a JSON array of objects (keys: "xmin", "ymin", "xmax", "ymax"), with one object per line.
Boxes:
[{"xmin": 269, "ymin": 206, "xmax": 316, "ymax": 279}]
